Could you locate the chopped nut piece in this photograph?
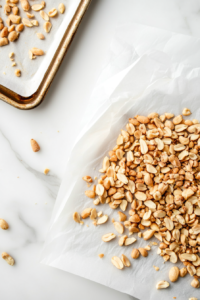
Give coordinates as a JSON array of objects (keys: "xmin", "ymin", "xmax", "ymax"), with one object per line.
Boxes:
[
  {"xmin": 30, "ymin": 139, "xmax": 40, "ymax": 152},
  {"xmin": 2, "ymin": 252, "xmax": 15, "ymax": 266},
  {"xmin": 15, "ymin": 69, "xmax": 21, "ymax": 77},
  {"xmin": 8, "ymin": 31, "xmax": 19, "ymax": 42},
  {"xmin": 179, "ymin": 267, "xmax": 187, "ymax": 277},
  {"xmin": 44, "ymin": 168, "xmax": 50, "ymax": 175},
  {"xmin": 31, "ymin": 20, "xmax": 39, "ymax": 26},
  {"xmin": 97, "ymin": 215, "xmax": 108, "ymax": 225},
  {"xmin": 0, "ymin": 37, "xmax": 9, "ymax": 47},
  {"xmin": 81, "ymin": 208, "xmax": 92, "ymax": 219},
  {"xmin": 12, "ymin": 7, "xmax": 19, "ymax": 15},
  {"xmin": 1, "ymin": 27, "xmax": 8, "ymax": 38},
  {"xmin": 36, "ymin": 32, "xmax": 45, "ymax": 40},
  {"xmin": 48, "ymin": 8, "xmax": 58, "ymax": 17},
  {"xmin": 73, "ymin": 212, "xmax": 81, "ymax": 223},
  {"xmin": 169, "ymin": 266, "xmax": 180, "ymax": 282},
  {"xmin": 153, "ymin": 266, "xmax": 159, "ymax": 271},
  {"xmin": 182, "ymin": 108, "xmax": 191, "ymax": 116},
  {"xmin": 26, "ymin": 12, "xmax": 34, "ymax": 19},
  {"xmin": 22, "ymin": 18, "xmax": 33, "ymax": 27},
  {"xmin": 9, "ymin": 14, "xmax": 21, "ymax": 24},
  {"xmin": 131, "ymin": 248, "xmax": 140, "ymax": 259},
  {"xmin": 191, "ymin": 278, "xmax": 200, "ymax": 289},
  {"xmin": 43, "ymin": 21, "xmax": 52, "ymax": 33},
  {"xmin": 102, "ymin": 233, "xmax": 116, "ymax": 242},
  {"xmin": 98, "ymin": 253, "xmax": 104, "ymax": 258},
  {"xmin": 8, "ymin": 25, "xmax": 15, "ymax": 32},
  {"xmin": 143, "ymin": 230, "xmax": 155, "ymax": 241},
  {"xmin": 16, "ymin": 24, "xmax": 24, "ymax": 32},
  {"xmin": 32, "ymin": 3, "xmax": 44, "ymax": 11},
  {"xmin": 156, "ymin": 281, "xmax": 169, "ymax": 289},
  {"xmin": 138, "ymin": 248, "xmax": 148, "ymax": 257},
  {"xmin": 20, "ymin": 0, "xmax": 30, "ymax": 11},
  {"xmin": 90, "ymin": 208, "xmax": 97, "ymax": 220},
  {"xmin": 124, "ymin": 237, "xmax": 136, "ymax": 246},
  {"xmin": 85, "ymin": 190, "xmax": 95, "ymax": 199},
  {"xmin": 40, "ymin": 10, "xmax": 49, "ymax": 21},
  {"xmin": 0, "ymin": 219, "xmax": 9, "ymax": 230},
  {"xmin": 118, "ymin": 235, "xmax": 127, "ymax": 246},
  {"xmin": 111, "ymin": 256, "xmax": 124, "ymax": 269},
  {"xmin": 59, "ymin": 3, "xmax": 65, "ymax": 14},
  {"xmin": 121, "ymin": 254, "xmax": 131, "ymax": 267}
]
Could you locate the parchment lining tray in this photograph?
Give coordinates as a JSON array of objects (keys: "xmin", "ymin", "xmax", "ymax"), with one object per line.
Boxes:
[{"xmin": 0, "ymin": 0, "xmax": 91, "ymax": 109}]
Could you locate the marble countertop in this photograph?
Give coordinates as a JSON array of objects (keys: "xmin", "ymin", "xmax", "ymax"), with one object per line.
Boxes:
[{"xmin": 1, "ymin": 0, "xmax": 200, "ymax": 299}]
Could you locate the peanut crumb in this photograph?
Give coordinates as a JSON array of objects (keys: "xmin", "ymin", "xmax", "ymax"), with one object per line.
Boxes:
[
  {"xmin": 9, "ymin": 52, "xmax": 14, "ymax": 58},
  {"xmin": 153, "ymin": 266, "xmax": 159, "ymax": 271},
  {"xmin": 98, "ymin": 253, "xmax": 104, "ymax": 258},
  {"xmin": 152, "ymin": 242, "xmax": 158, "ymax": 246},
  {"xmin": 15, "ymin": 69, "xmax": 21, "ymax": 77},
  {"xmin": 44, "ymin": 168, "xmax": 50, "ymax": 175},
  {"xmin": 12, "ymin": 62, "xmax": 16, "ymax": 67},
  {"xmin": 111, "ymin": 218, "xmax": 115, "ymax": 223},
  {"xmin": 145, "ymin": 245, "xmax": 151, "ymax": 251},
  {"xmin": 94, "ymin": 176, "xmax": 97, "ymax": 180},
  {"xmin": 87, "ymin": 183, "xmax": 91, "ymax": 187}
]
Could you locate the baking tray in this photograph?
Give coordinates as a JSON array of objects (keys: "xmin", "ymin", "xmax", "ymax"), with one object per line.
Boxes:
[{"xmin": 0, "ymin": 0, "xmax": 91, "ymax": 110}]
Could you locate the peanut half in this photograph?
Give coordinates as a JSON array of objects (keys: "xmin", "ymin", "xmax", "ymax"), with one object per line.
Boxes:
[
  {"xmin": 156, "ymin": 281, "xmax": 170, "ymax": 289},
  {"xmin": 30, "ymin": 139, "xmax": 40, "ymax": 152},
  {"xmin": 2, "ymin": 252, "xmax": 15, "ymax": 266},
  {"xmin": 59, "ymin": 3, "xmax": 65, "ymax": 14},
  {"xmin": 0, "ymin": 219, "xmax": 9, "ymax": 230},
  {"xmin": 20, "ymin": 0, "xmax": 30, "ymax": 11},
  {"xmin": 169, "ymin": 266, "xmax": 180, "ymax": 282}
]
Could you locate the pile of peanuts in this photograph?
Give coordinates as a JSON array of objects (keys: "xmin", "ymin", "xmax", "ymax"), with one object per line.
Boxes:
[{"xmin": 74, "ymin": 107, "xmax": 200, "ymax": 295}]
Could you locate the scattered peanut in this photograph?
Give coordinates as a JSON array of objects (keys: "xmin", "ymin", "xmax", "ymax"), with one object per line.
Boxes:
[
  {"xmin": 0, "ymin": 219, "xmax": 9, "ymax": 230},
  {"xmin": 48, "ymin": 8, "xmax": 58, "ymax": 18},
  {"xmin": 131, "ymin": 248, "xmax": 140, "ymax": 259},
  {"xmin": 44, "ymin": 168, "xmax": 50, "ymax": 175},
  {"xmin": 15, "ymin": 69, "xmax": 21, "ymax": 77},
  {"xmin": 182, "ymin": 108, "xmax": 191, "ymax": 116},
  {"xmin": 20, "ymin": 0, "xmax": 30, "ymax": 11},
  {"xmin": 191, "ymin": 278, "xmax": 200, "ymax": 288},
  {"xmin": 2, "ymin": 252, "xmax": 14, "ymax": 266},
  {"xmin": 43, "ymin": 21, "xmax": 52, "ymax": 33},
  {"xmin": 98, "ymin": 253, "xmax": 104, "ymax": 258},
  {"xmin": 30, "ymin": 48, "xmax": 44, "ymax": 56},
  {"xmin": 36, "ymin": 33, "xmax": 45, "ymax": 40},
  {"xmin": 156, "ymin": 281, "xmax": 170, "ymax": 289},
  {"xmin": 111, "ymin": 256, "xmax": 124, "ymax": 270},
  {"xmin": 30, "ymin": 139, "xmax": 40, "ymax": 152},
  {"xmin": 121, "ymin": 254, "xmax": 131, "ymax": 267},
  {"xmin": 169, "ymin": 266, "xmax": 180, "ymax": 282},
  {"xmin": 59, "ymin": 3, "xmax": 65, "ymax": 14}
]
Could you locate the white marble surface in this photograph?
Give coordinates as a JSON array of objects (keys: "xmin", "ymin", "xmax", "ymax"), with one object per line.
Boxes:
[{"xmin": 1, "ymin": 0, "xmax": 200, "ymax": 299}]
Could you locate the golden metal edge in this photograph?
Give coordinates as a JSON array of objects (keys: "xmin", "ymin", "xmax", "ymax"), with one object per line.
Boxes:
[{"xmin": 0, "ymin": 0, "xmax": 92, "ymax": 110}]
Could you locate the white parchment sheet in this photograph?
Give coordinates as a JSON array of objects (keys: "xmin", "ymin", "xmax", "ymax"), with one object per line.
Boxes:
[
  {"xmin": 0, "ymin": 0, "xmax": 81, "ymax": 97},
  {"xmin": 40, "ymin": 24, "xmax": 200, "ymax": 300}
]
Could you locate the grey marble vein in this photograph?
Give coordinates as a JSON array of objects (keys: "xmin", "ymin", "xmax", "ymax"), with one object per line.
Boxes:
[{"xmin": 0, "ymin": 128, "xmax": 61, "ymax": 200}]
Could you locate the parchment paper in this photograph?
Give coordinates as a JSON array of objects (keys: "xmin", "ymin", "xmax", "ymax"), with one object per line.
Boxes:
[
  {"xmin": 40, "ymin": 23, "xmax": 200, "ymax": 300},
  {"xmin": 0, "ymin": 0, "xmax": 81, "ymax": 97}
]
